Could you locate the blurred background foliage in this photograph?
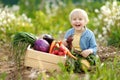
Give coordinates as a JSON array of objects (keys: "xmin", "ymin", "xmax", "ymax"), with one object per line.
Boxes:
[{"xmin": 0, "ymin": 0, "xmax": 120, "ymax": 47}]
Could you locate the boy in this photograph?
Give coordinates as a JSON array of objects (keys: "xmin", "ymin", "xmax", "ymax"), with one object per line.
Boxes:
[{"xmin": 64, "ymin": 8, "xmax": 97, "ymax": 72}]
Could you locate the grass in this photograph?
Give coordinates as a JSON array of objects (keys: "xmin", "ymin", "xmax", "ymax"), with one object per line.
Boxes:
[
  {"xmin": 34, "ymin": 55, "xmax": 120, "ymax": 80},
  {"xmin": 0, "ymin": 72, "xmax": 7, "ymax": 80}
]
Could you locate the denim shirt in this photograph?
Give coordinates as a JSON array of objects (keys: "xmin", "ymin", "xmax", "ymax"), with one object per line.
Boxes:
[{"xmin": 64, "ymin": 27, "xmax": 97, "ymax": 55}]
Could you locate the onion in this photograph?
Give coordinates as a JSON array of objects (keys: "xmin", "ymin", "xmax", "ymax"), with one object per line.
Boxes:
[{"xmin": 33, "ymin": 39, "xmax": 50, "ymax": 53}]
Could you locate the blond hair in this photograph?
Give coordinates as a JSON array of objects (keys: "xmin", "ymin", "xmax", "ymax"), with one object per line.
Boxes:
[{"xmin": 69, "ymin": 8, "xmax": 89, "ymax": 23}]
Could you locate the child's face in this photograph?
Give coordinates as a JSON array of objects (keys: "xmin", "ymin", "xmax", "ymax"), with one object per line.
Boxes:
[{"xmin": 70, "ymin": 11, "xmax": 87, "ymax": 31}]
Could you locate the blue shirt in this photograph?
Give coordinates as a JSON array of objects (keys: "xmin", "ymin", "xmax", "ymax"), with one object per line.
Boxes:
[{"xmin": 64, "ymin": 27, "xmax": 97, "ymax": 55}]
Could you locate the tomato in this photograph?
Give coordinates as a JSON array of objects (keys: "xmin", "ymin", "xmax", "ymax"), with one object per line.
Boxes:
[
  {"xmin": 58, "ymin": 51, "xmax": 65, "ymax": 56},
  {"xmin": 59, "ymin": 45, "xmax": 65, "ymax": 51},
  {"xmin": 52, "ymin": 50, "xmax": 59, "ymax": 55}
]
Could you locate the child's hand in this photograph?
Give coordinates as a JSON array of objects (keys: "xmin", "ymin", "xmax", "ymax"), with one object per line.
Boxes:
[{"xmin": 81, "ymin": 49, "xmax": 93, "ymax": 58}]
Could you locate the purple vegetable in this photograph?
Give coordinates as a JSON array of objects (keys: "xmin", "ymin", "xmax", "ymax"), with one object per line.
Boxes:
[
  {"xmin": 42, "ymin": 34, "xmax": 54, "ymax": 45},
  {"xmin": 33, "ymin": 39, "xmax": 50, "ymax": 52}
]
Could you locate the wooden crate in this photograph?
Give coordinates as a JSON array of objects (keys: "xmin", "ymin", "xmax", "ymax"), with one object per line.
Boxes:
[{"xmin": 24, "ymin": 45, "xmax": 66, "ymax": 71}]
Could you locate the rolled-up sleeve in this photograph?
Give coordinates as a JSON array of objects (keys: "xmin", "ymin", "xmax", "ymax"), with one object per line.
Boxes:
[{"xmin": 89, "ymin": 33, "xmax": 97, "ymax": 55}]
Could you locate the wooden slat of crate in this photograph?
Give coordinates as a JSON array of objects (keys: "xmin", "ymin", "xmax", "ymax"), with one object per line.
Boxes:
[
  {"xmin": 25, "ymin": 48, "xmax": 66, "ymax": 64},
  {"xmin": 24, "ymin": 46, "xmax": 66, "ymax": 71},
  {"xmin": 24, "ymin": 58, "xmax": 61, "ymax": 71}
]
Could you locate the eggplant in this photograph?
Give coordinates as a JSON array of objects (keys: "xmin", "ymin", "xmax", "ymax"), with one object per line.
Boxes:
[{"xmin": 42, "ymin": 34, "xmax": 54, "ymax": 45}]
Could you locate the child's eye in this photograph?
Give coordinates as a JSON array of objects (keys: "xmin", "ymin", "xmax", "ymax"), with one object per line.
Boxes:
[
  {"xmin": 79, "ymin": 18, "xmax": 82, "ymax": 20},
  {"xmin": 73, "ymin": 18, "xmax": 76, "ymax": 20}
]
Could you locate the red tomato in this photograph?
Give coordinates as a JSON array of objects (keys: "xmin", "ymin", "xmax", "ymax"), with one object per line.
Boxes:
[
  {"xmin": 58, "ymin": 51, "xmax": 65, "ymax": 56},
  {"xmin": 52, "ymin": 50, "xmax": 59, "ymax": 55},
  {"xmin": 59, "ymin": 45, "xmax": 64, "ymax": 52}
]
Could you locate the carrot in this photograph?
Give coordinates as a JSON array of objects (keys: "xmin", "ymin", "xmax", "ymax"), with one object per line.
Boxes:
[
  {"xmin": 59, "ymin": 42, "xmax": 77, "ymax": 60},
  {"xmin": 66, "ymin": 49, "xmax": 77, "ymax": 60},
  {"xmin": 58, "ymin": 40, "xmax": 62, "ymax": 45},
  {"xmin": 49, "ymin": 40, "xmax": 56, "ymax": 53}
]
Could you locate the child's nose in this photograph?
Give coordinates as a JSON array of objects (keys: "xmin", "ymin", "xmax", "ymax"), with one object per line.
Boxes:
[{"xmin": 76, "ymin": 19, "xmax": 80, "ymax": 22}]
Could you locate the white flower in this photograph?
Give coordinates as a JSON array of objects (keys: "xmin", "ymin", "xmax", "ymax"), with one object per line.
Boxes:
[
  {"xmin": 3, "ymin": 20, "xmax": 7, "ymax": 24},
  {"xmin": 101, "ymin": 6, "xmax": 111, "ymax": 16},
  {"xmin": 98, "ymin": 34, "xmax": 102, "ymax": 38},
  {"xmin": 98, "ymin": 14, "xmax": 103, "ymax": 20},
  {"xmin": 100, "ymin": 63, "xmax": 104, "ymax": 68},
  {"xmin": 102, "ymin": 27, "xmax": 106, "ymax": 31},
  {"xmin": 95, "ymin": 9, "xmax": 99, "ymax": 13},
  {"xmin": 113, "ymin": 1, "xmax": 117, "ymax": 7},
  {"xmin": 103, "ymin": 18, "xmax": 109, "ymax": 22},
  {"xmin": 0, "ymin": 22, "xmax": 2, "ymax": 26},
  {"xmin": 103, "ymin": 29, "xmax": 107, "ymax": 35},
  {"xmin": 106, "ymin": 25, "xmax": 110, "ymax": 31},
  {"xmin": 11, "ymin": 5, "xmax": 19, "ymax": 11}
]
